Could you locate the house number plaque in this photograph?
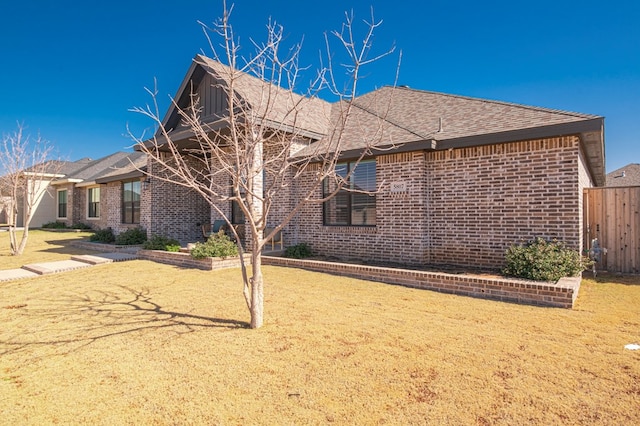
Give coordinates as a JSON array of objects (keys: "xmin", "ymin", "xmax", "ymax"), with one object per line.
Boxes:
[{"xmin": 390, "ymin": 181, "xmax": 407, "ymax": 193}]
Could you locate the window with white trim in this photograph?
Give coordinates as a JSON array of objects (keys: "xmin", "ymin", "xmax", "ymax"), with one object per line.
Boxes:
[
  {"xmin": 87, "ymin": 187, "xmax": 100, "ymax": 218},
  {"xmin": 57, "ymin": 190, "xmax": 67, "ymax": 219}
]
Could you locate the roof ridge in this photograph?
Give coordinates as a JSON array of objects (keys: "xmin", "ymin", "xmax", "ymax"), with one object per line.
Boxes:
[{"xmin": 389, "ymin": 85, "xmax": 602, "ymax": 119}]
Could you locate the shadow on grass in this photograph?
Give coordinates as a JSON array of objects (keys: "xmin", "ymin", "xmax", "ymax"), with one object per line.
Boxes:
[
  {"xmin": 586, "ymin": 272, "xmax": 640, "ymax": 286},
  {"xmin": 1, "ymin": 285, "xmax": 249, "ymax": 359}
]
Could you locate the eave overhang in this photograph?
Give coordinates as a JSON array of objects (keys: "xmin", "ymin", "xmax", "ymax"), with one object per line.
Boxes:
[
  {"xmin": 434, "ymin": 118, "xmax": 605, "ymax": 186},
  {"xmin": 23, "ymin": 172, "xmax": 66, "ymax": 179},
  {"xmin": 50, "ymin": 178, "xmax": 83, "ymax": 185},
  {"xmin": 95, "ymin": 170, "xmax": 145, "ymax": 184}
]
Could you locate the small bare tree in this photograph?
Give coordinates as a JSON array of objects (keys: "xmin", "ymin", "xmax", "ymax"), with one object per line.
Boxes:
[
  {"xmin": 0, "ymin": 124, "xmax": 61, "ymax": 255},
  {"xmin": 132, "ymin": 3, "xmax": 397, "ymax": 328}
]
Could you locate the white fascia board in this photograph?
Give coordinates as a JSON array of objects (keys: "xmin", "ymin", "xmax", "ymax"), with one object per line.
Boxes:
[{"xmin": 51, "ymin": 178, "xmax": 84, "ymax": 185}]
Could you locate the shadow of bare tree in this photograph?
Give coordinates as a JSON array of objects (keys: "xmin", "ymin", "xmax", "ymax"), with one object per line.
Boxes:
[{"xmin": 0, "ymin": 285, "xmax": 248, "ymax": 360}]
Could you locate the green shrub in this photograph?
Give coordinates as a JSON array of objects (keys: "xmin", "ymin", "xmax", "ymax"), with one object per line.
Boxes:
[
  {"xmin": 71, "ymin": 223, "xmax": 92, "ymax": 230},
  {"xmin": 89, "ymin": 228, "xmax": 116, "ymax": 244},
  {"xmin": 41, "ymin": 221, "xmax": 68, "ymax": 229},
  {"xmin": 502, "ymin": 237, "xmax": 591, "ymax": 282},
  {"xmin": 115, "ymin": 227, "xmax": 147, "ymax": 245},
  {"xmin": 190, "ymin": 230, "xmax": 238, "ymax": 259},
  {"xmin": 284, "ymin": 242, "xmax": 312, "ymax": 259},
  {"xmin": 143, "ymin": 235, "xmax": 181, "ymax": 251},
  {"xmin": 166, "ymin": 244, "xmax": 181, "ymax": 252}
]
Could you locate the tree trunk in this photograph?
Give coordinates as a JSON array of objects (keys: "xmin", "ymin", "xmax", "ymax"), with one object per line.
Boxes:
[
  {"xmin": 9, "ymin": 226, "xmax": 18, "ymax": 255},
  {"xmin": 249, "ymin": 250, "xmax": 264, "ymax": 329},
  {"xmin": 14, "ymin": 226, "xmax": 29, "ymax": 256}
]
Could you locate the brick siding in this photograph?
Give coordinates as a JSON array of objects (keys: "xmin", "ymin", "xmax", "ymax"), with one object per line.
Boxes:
[
  {"xmin": 144, "ymin": 135, "xmax": 593, "ymax": 271},
  {"xmin": 138, "ymin": 249, "xmax": 249, "ymax": 271},
  {"xmin": 290, "ymin": 135, "xmax": 591, "ymax": 270},
  {"xmin": 143, "ymin": 158, "xmax": 210, "ymax": 245}
]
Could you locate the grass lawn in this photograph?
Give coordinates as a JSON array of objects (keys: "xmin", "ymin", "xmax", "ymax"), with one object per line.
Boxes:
[
  {"xmin": 0, "ymin": 229, "xmax": 96, "ymax": 269},
  {"xmin": 1, "ymin": 233, "xmax": 639, "ymax": 424}
]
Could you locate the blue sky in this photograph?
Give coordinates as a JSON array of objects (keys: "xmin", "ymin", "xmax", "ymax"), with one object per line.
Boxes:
[{"xmin": 1, "ymin": 0, "xmax": 638, "ymax": 173}]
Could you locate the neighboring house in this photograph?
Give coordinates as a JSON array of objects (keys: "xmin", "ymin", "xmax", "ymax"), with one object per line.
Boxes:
[
  {"xmin": 12, "ymin": 159, "xmax": 92, "ymax": 228},
  {"xmin": 8, "ymin": 152, "xmax": 146, "ymax": 231},
  {"xmin": 605, "ymin": 163, "xmax": 640, "ymax": 187},
  {"xmin": 0, "ymin": 196, "xmax": 10, "ymax": 224},
  {"xmin": 136, "ymin": 54, "xmax": 605, "ymax": 270},
  {"xmin": 49, "ymin": 152, "xmax": 146, "ymax": 232}
]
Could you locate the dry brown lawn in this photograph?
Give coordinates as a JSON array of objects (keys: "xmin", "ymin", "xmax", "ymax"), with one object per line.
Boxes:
[
  {"xmin": 0, "ymin": 229, "xmax": 96, "ymax": 269},
  {"xmin": 1, "ymin": 232, "xmax": 639, "ymax": 425}
]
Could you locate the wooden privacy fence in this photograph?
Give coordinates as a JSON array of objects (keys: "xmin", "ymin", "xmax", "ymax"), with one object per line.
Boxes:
[{"xmin": 583, "ymin": 186, "xmax": 640, "ymax": 274}]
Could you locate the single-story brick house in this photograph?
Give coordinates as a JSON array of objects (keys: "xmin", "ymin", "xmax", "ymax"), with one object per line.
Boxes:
[
  {"xmin": 137, "ymin": 54, "xmax": 605, "ymax": 270},
  {"xmin": 18, "ymin": 152, "xmax": 147, "ymax": 231}
]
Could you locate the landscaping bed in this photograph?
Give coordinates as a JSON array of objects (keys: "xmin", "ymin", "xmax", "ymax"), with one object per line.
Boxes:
[
  {"xmin": 263, "ymin": 255, "xmax": 581, "ymax": 308},
  {"xmin": 137, "ymin": 249, "xmax": 250, "ymax": 271}
]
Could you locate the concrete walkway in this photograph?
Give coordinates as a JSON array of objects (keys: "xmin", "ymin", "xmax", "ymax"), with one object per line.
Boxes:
[{"xmin": 0, "ymin": 252, "xmax": 138, "ymax": 283}]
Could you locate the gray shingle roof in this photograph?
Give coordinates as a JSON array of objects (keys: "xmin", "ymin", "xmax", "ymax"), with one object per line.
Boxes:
[
  {"xmin": 294, "ymin": 85, "xmax": 603, "ymax": 159},
  {"xmin": 196, "ymin": 55, "xmax": 332, "ymax": 138},
  {"xmin": 149, "ymin": 56, "xmax": 605, "ymax": 185},
  {"xmin": 65, "ymin": 152, "xmax": 133, "ymax": 182},
  {"xmin": 51, "ymin": 152, "xmax": 144, "ymax": 185},
  {"xmin": 606, "ymin": 163, "xmax": 640, "ymax": 186},
  {"xmin": 353, "ymin": 86, "xmax": 600, "ymax": 143},
  {"xmin": 23, "ymin": 158, "xmax": 91, "ymax": 176},
  {"xmin": 94, "ymin": 152, "xmax": 146, "ymax": 183}
]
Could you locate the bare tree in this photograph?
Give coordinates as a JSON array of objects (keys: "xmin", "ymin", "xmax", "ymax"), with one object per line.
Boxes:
[
  {"xmin": 131, "ymin": 3, "xmax": 397, "ymax": 328},
  {"xmin": 0, "ymin": 124, "xmax": 61, "ymax": 255}
]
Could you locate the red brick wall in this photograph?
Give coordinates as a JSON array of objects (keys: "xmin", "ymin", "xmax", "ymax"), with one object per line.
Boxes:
[
  {"xmin": 290, "ymin": 135, "xmax": 592, "ymax": 270},
  {"xmin": 144, "ymin": 158, "xmax": 210, "ymax": 244},
  {"xmin": 425, "ymin": 136, "xmax": 584, "ymax": 268},
  {"xmin": 143, "ymin": 134, "xmax": 594, "ymax": 270}
]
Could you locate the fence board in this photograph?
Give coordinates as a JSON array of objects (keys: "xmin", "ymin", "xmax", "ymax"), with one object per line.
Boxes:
[{"xmin": 584, "ymin": 187, "xmax": 640, "ymax": 273}]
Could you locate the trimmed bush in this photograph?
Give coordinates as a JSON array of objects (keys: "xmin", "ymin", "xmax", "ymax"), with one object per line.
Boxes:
[
  {"xmin": 284, "ymin": 242, "xmax": 312, "ymax": 259},
  {"xmin": 71, "ymin": 223, "xmax": 92, "ymax": 230},
  {"xmin": 143, "ymin": 235, "xmax": 181, "ymax": 251},
  {"xmin": 502, "ymin": 237, "xmax": 591, "ymax": 282},
  {"xmin": 89, "ymin": 228, "xmax": 116, "ymax": 244},
  {"xmin": 115, "ymin": 227, "xmax": 147, "ymax": 245},
  {"xmin": 41, "ymin": 221, "xmax": 68, "ymax": 229},
  {"xmin": 190, "ymin": 230, "xmax": 238, "ymax": 259}
]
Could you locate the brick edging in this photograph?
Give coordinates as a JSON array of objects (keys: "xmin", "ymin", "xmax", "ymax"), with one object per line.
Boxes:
[
  {"xmin": 137, "ymin": 249, "xmax": 249, "ymax": 271},
  {"xmin": 263, "ymin": 256, "xmax": 580, "ymax": 308}
]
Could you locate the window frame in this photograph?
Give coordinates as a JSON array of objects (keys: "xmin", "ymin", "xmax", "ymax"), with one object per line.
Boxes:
[
  {"xmin": 56, "ymin": 189, "xmax": 68, "ymax": 219},
  {"xmin": 121, "ymin": 180, "xmax": 141, "ymax": 224},
  {"xmin": 323, "ymin": 159, "xmax": 376, "ymax": 227},
  {"xmin": 87, "ymin": 186, "xmax": 100, "ymax": 219}
]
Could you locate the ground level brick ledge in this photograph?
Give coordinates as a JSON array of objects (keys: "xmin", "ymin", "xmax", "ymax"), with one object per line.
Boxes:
[
  {"xmin": 70, "ymin": 241, "xmax": 580, "ymax": 308},
  {"xmin": 262, "ymin": 256, "xmax": 581, "ymax": 309}
]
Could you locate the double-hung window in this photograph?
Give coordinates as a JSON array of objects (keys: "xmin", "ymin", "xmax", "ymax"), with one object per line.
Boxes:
[
  {"xmin": 122, "ymin": 180, "xmax": 141, "ymax": 224},
  {"xmin": 323, "ymin": 159, "xmax": 376, "ymax": 226},
  {"xmin": 57, "ymin": 190, "xmax": 67, "ymax": 219},
  {"xmin": 87, "ymin": 187, "xmax": 100, "ymax": 218}
]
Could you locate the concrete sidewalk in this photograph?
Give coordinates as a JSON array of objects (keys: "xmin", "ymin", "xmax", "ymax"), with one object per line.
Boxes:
[{"xmin": 0, "ymin": 252, "xmax": 138, "ymax": 283}]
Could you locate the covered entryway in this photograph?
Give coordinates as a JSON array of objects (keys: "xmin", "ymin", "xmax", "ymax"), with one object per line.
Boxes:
[{"xmin": 583, "ymin": 187, "xmax": 640, "ymax": 273}]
